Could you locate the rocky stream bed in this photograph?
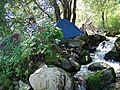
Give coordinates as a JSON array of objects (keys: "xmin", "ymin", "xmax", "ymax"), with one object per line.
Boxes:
[{"xmin": 12, "ymin": 34, "xmax": 120, "ymax": 90}]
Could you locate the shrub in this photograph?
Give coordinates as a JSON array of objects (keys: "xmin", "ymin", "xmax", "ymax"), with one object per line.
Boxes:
[
  {"xmin": 106, "ymin": 15, "xmax": 120, "ymax": 35},
  {"xmin": 0, "ymin": 20, "xmax": 63, "ymax": 89}
]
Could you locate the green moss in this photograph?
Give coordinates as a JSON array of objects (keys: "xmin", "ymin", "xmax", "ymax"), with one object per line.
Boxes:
[
  {"xmin": 81, "ymin": 50, "xmax": 87, "ymax": 56},
  {"xmin": 107, "ymin": 51, "xmax": 119, "ymax": 57},
  {"xmin": 115, "ymin": 37, "xmax": 120, "ymax": 42},
  {"xmin": 86, "ymin": 67, "xmax": 116, "ymax": 90},
  {"xmin": 87, "ymin": 70, "xmax": 105, "ymax": 90}
]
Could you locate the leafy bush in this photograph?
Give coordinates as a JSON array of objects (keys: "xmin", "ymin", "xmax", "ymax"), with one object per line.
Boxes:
[
  {"xmin": 0, "ymin": 20, "xmax": 63, "ymax": 89},
  {"xmin": 106, "ymin": 15, "xmax": 120, "ymax": 35}
]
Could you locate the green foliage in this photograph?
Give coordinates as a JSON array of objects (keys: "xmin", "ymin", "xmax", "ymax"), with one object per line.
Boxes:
[
  {"xmin": 79, "ymin": 50, "xmax": 92, "ymax": 65},
  {"xmin": 40, "ymin": 21, "xmax": 63, "ymax": 62},
  {"xmin": 106, "ymin": 15, "xmax": 120, "ymax": 34},
  {"xmin": 83, "ymin": 0, "xmax": 119, "ymax": 28},
  {"xmin": 0, "ymin": 0, "xmax": 10, "ymax": 37},
  {"xmin": 0, "ymin": 19, "xmax": 63, "ymax": 89},
  {"xmin": 80, "ymin": 50, "xmax": 87, "ymax": 57}
]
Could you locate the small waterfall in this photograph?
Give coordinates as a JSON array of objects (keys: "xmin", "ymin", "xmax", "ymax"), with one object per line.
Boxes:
[
  {"xmin": 78, "ymin": 37, "xmax": 119, "ymax": 73},
  {"xmin": 75, "ymin": 36, "xmax": 120, "ymax": 90},
  {"xmin": 93, "ymin": 37, "xmax": 119, "ymax": 72}
]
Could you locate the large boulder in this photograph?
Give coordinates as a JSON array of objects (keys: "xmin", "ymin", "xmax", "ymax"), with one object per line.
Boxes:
[
  {"xmin": 29, "ymin": 65, "xmax": 74, "ymax": 90},
  {"xmin": 86, "ymin": 67, "xmax": 116, "ymax": 90},
  {"xmin": 103, "ymin": 68, "xmax": 120, "ymax": 90},
  {"xmin": 81, "ymin": 34, "xmax": 106, "ymax": 50}
]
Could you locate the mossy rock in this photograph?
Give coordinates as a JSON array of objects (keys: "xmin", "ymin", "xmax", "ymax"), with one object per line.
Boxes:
[
  {"xmin": 82, "ymin": 34, "xmax": 107, "ymax": 50},
  {"xmin": 115, "ymin": 37, "xmax": 120, "ymax": 43},
  {"xmin": 103, "ymin": 77, "xmax": 120, "ymax": 90},
  {"xmin": 58, "ymin": 59, "xmax": 81, "ymax": 72},
  {"xmin": 106, "ymin": 31, "xmax": 120, "ymax": 37},
  {"xmin": 115, "ymin": 37, "xmax": 120, "ymax": 51},
  {"xmin": 104, "ymin": 50, "xmax": 119, "ymax": 61},
  {"xmin": 80, "ymin": 50, "xmax": 88, "ymax": 57},
  {"xmin": 88, "ymin": 34, "xmax": 106, "ymax": 44},
  {"xmin": 86, "ymin": 67, "xmax": 116, "ymax": 90},
  {"xmin": 79, "ymin": 50, "xmax": 92, "ymax": 65},
  {"xmin": 80, "ymin": 55, "xmax": 92, "ymax": 65},
  {"xmin": 88, "ymin": 62, "xmax": 110, "ymax": 71}
]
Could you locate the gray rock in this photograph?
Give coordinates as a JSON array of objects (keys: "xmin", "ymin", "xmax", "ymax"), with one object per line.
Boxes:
[
  {"xmin": 29, "ymin": 65, "xmax": 74, "ymax": 90},
  {"xmin": 68, "ymin": 39, "xmax": 85, "ymax": 48},
  {"xmin": 19, "ymin": 80, "xmax": 30, "ymax": 90}
]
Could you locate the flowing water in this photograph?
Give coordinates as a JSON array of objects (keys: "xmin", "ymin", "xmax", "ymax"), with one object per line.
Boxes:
[{"xmin": 75, "ymin": 36, "xmax": 120, "ymax": 90}]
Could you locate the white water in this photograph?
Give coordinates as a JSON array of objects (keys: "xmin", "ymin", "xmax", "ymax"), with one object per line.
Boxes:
[
  {"xmin": 75, "ymin": 36, "xmax": 120, "ymax": 90},
  {"xmin": 76, "ymin": 36, "xmax": 120, "ymax": 76}
]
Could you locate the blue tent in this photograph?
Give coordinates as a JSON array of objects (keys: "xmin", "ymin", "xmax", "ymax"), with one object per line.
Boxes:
[{"xmin": 55, "ymin": 19, "xmax": 84, "ymax": 39}]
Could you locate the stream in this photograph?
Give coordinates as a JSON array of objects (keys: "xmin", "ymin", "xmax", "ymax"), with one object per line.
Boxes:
[{"xmin": 75, "ymin": 36, "xmax": 120, "ymax": 90}]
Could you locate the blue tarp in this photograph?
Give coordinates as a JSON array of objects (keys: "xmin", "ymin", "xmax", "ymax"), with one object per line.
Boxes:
[{"xmin": 55, "ymin": 19, "xmax": 84, "ymax": 39}]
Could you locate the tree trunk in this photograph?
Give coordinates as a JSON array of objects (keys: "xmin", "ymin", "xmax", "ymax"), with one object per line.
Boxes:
[
  {"xmin": 102, "ymin": 11, "xmax": 105, "ymax": 28},
  {"xmin": 68, "ymin": 0, "xmax": 72, "ymax": 21},
  {"xmin": 63, "ymin": 0, "xmax": 68, "ymax": 19},
  {"xmin": 72, "ymin": 0, "xmax": 77, "ymax": 24},
  {"xmin": 49, "ymin": 0, "xmax": 61, "ymax": 21},
  {"xmin": 54, "ymin": 1, "xmax": 61, "ymax": 21}
]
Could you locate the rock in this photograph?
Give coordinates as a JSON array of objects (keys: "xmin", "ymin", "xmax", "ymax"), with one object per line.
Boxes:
[
  {"xmin": 19, "ymin": 80, "xmax": 30, "ymax": 90},
  {"xmin": 106, "ymin": 31, "xmax": 120, "ymax": 37},
  {"xmin": 88, "ymin": 62, "xmax": 110, "ymax": 72},
  {"xmin": 116, "ymin": 68, "xmax": 120, "ymax": 78},
  {"xmin": 58, "ymin": 58, "xmax": 81, "ymax": 72},
  {"xmin": 104, "ymin": 50, "xmax": 120, "ymax": 62},
  {"xmin": 74, "ymin": 76, "xmax": 86, "ymax": 90},
  {"xmin": 89, "ymin": 47, "xmax": 96, "ymax": 53},
  {"xmin": 29, "ymin": 65, "xmax": 74, "ymax": 90},
  {"xmin": 115, "ymin": 37, "xmax": 120, "ymax": 42},
  {"xmin": 82, "ymin": 34, "xmax": 106, "ymax": 50},
  {"xmin": 75, "ymin": 85, "xmax": 86, "ymax": 90},
  {"xmin": 80, "ymin": 55, "xmax": 92, "ymax": 65},
  {"xmin": 90, "ymin": 34, "xmax": 106, "ymax": 42},
  {"xmin": 86, "ymin": 67, "xmax": 116, "ymax": 90},
  {"xmin": 76, "ymin": 50, "xmax": 92, "ymax": 65},
  {"xmin": 103, "ymin": 77, "xmax": 120, "ymax": 90},
  {"xmin": 74, "ymin": 47, "xmax": 82, "ymax": 55},
  {"xmin": 68, "ymin": 39, "xmax": 85, "ymax": 48},
  {"xmin": 115, "ymin": 37, "xmax": 120, "ymax": 52}
]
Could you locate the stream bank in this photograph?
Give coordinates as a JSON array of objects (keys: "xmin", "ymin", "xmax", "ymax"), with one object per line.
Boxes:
[{"xmin": 27, "ymin": 34, "xmax": 120, "ymax": 90}]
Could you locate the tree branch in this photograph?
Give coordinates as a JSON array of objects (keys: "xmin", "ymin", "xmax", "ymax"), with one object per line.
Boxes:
[{"xmin": 32, "ymin": 0, "xmax": 53, "ymax": 20}]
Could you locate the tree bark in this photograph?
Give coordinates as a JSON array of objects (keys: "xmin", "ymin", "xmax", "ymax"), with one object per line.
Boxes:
[
  {"xmin": 102, "ymin": 11, "xmax": 105, "ymax": 28},
  {"xmin": 68, "ymin": 0, "xmax": 72, "ymax": 21},
  {"xmin": 61, "ymin": 0, "xmax": 72, "ymax": 20},
  {"xmin": 53, "ymin": 1, "xmax": 61, "ymax": 21},
  {"xmin": 49, "ymin": 0, "xmax": 61, "ymax": 21},
  {"xmin": 63, "ymin": 0, "xmax": 68, "ymax": 19},
  {"xmin": 72, "ymin": 0, "xmax": 77, "ymax": 24}
]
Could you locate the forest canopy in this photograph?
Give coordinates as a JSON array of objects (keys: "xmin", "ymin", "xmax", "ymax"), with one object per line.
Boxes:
[{"xmin": 0, "ymin": 0, "xmax": 120, "ymax": 37}]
